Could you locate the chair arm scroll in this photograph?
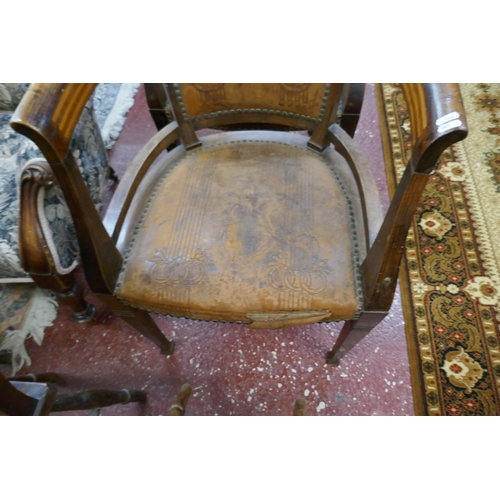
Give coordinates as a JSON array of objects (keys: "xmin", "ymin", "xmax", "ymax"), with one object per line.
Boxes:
[
  {"xmin": 19, "ymin": 159, "xmax": 78, "ymax": 277},
  {"xmin": 361, "ymin": 83, "xmax": 468, "ymax": 312},
  {"xmin": 401, "ymin": 83, "xmax": 468, "ymax": 173},
  {"xmin": 10, "ymin": 83, "xmax": 98, "ymax": 160}
]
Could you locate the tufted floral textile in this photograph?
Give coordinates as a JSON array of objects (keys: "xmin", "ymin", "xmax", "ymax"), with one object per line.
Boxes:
[
  {"xmin": 0, "ymin": 100, "xmax": 109, "ymax": 280},
  {"xmin": 377, "ymin": 83, "xmax": 500, "ymax": 415},
  {"xmin": 0, "ymin": 83, "xmax": 30, "ymax": 111}
]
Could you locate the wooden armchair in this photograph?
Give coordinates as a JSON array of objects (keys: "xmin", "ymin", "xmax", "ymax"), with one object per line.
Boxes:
[{"xmin": 10, "ymin": 84, "xmax": 467, "ymax": 365}]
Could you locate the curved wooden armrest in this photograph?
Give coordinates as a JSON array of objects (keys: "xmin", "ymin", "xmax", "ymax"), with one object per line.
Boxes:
[
  {"xmin": 401, "ymin": 83, "xmax": 467, "ymax": 173},
  {"xmin": 103, "ymin": 121, "xmax": 180, "ymax": 241},
  {"xmin": 10, "ymin": 84, "xmax": 98, "ymax": 161},
  {"xmin": 327, "ymin": 124, "xmax": 384, "ymax": 256},
  {"xmin": 361, "ymin": 83, "xmax": 468, "ymax": 312},
  {"xmin": 19, "ymin": 159, "xmax": 77, "ymax": 277}
]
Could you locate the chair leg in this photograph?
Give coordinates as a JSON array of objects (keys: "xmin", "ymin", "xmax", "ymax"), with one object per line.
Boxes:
[
  {"xmin": 168, "ymin": 384, "xmax": 192, "ymax": 416},
  {"xmin": 108, "ymin": 165, "xmax": 119, "ymax": 182},
  {"xmin": 97, "ymin": 295, "xmax": 176, "ymax": 355},
  {"xmin": 55, "ymin": 276, "xmax": 96, "ymax": 323},
  {"xmin": 293, "ymin": 398, "xmax": 307, "ymax": 416},
  {"xmin": 52, "ymin": 388, "xmax": 147, "ymax": 412},
  {"xmin": 31, "ymin": 271, "xmax": 96, "ymax": 323},
  {"xmin": 8, "ymin": 373, "xmax": 66, "ymax": 385},
  {"xmin": 326, "ymin": 312, "xmax": 386, "ymax": 365},
  {"xmin": 117, "ymin": 307, "xmax": 175, "ymax": 355}
]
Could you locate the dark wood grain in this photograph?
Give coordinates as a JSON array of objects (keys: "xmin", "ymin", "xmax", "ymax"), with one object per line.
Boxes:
[
  {"xmin": 326, "ymin": 312, "xmax": 386, "ymax": 364},
  {"xmin": 400, "ymin": 83, "xmax": 467, "ymax": 173}
]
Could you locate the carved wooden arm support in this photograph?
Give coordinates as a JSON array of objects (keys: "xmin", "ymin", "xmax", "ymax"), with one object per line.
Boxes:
[
  {"xmin": 18, "ymin": 158, "xmax": 95, "ymax": 322},
  {"xmin": 19, "ymin": 159, "xmax": 77, "ymax": 277}
]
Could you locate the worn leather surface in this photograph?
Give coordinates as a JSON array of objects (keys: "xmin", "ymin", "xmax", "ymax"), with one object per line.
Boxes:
[
  {"xmin": 178, "ymin": 84, "xmax": 329, "ymax": 121},
  {"xmin": 117, "ymin": 134, "xmax": 362, "ymax": 325}
]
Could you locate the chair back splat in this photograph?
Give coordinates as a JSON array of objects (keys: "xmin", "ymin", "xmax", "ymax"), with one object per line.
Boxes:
[
  {"xmin": 10, "ymin": 83, "xmax": 468, "ymax": 367},
  {"xmin": 165, "ymin": 83, "xmax": 344, "ymax": 151}
]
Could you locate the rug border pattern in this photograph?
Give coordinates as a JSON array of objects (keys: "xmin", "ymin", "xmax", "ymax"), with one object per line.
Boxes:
[{"xmin": 376, "ymin": 83, "xmax": 500, "ymax": 416}]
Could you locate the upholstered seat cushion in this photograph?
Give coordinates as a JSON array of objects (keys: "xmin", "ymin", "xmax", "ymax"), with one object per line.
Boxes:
[{"xmin": 116, "ymin": 131, "xmax": 365, "ymax": 326}]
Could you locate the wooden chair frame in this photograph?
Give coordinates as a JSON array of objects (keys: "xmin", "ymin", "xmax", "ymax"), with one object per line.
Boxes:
[
  {"xmin": 0, "ymin": 372, "xmax": 191, "ymax": 416},
  {"xmin": 10, "ymin": 83, "xmax": 467, "ymax": 364}
]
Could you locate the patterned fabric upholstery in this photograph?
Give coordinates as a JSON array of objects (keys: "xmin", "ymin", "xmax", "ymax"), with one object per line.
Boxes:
[
  {"xmin": 0, "ymin": 85, "xmax": 109, "ymax": 281},
  {"xmin": 0, "ymin": 83, "xmax": 30, "ymax": 111}
]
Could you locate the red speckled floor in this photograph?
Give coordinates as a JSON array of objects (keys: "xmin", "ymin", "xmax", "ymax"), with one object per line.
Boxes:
[{"xmin": 0, "ymin": 84, "xmax": 414, "ymax": 415}]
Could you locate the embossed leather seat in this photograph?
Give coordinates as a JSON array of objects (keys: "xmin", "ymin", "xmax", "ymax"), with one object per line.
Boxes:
[
  {"xmin": 116, "ymin": 131, "xmax": 367, "ymax": 326},
  {"xmin": 10, "ymin": 83, "xmax": 468, "ymax": 364}
]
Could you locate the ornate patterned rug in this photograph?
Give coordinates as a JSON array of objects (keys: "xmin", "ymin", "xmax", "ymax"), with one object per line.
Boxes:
[{"xmin": 377, "ymin": 83, "xmax": 500, "ymax": 415}]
